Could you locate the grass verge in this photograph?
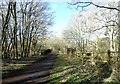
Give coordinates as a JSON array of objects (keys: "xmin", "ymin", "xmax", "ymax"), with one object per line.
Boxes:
[
  {"xmin": 49, "ymin": 54, "xmax": 83, "ymax": 83},
  {"xmin": 50, "ymin": 54, "xmax": 119, "ymax": 83}
]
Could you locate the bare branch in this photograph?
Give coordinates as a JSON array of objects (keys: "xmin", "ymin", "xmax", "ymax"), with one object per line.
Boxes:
[
  {"xmin": 68, "ymin": 2, "xmax": 120, "ymax": 11},
  {"xmin": 92, "ymin": 24, "xmax": 117, "ymax": 32},
  {"xmin": 91, "ymin": 2, "xmax": 120, "ymax": 11}
]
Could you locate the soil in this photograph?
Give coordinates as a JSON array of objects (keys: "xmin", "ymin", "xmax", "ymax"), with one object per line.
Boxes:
[{"xmin": 1, "ymin": 54, "xmax": 57, "ymax": 84}]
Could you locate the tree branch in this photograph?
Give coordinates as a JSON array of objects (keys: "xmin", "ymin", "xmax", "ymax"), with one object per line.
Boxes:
[
  {"xmin": 91, "ymin": 2, "xmax": 120, "ymax": 11},
  {"xmin": 68, "ymin": 2, "xmax": 120, "ymax": 11},
  {"xmin": 92, "ymin": 24, "xmax": 117, "ymax": 32}
]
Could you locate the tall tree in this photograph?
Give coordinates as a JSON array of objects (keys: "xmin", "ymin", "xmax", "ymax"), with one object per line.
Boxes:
[
  {"xmin": 69, "ymin": 1, "xmax": 120, "ymax": 81},
  {"xmin": 0, "ymin": 0, "xmax": 53, "ymax": 59}
]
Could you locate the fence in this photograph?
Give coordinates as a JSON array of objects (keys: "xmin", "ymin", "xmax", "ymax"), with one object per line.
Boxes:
[
  {"xmin": 76, "ymin": 50, "xmax": 119, "ymax": 65},
  {"xmin": 90, "ymin": 50, "xmax": 119, "ymax": 64}
]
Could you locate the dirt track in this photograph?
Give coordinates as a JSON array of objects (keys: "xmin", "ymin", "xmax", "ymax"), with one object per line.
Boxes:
[{"xmin": 2, "ymin": 54, "xmax": 57, "ymax": 84}]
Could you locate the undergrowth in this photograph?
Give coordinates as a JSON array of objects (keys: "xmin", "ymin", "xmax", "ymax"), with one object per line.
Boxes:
[{"xmin": 50, "ymin": 54, "xmax": 118, "ymax": 84}]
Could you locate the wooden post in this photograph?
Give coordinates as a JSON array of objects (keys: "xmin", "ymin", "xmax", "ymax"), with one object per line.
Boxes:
[
  {"xmin": 107, "ymin": 50, "xmax": 111, "ymax": 65},
  {"xmin": 91, "ymin": 52, "xmax": 95, "ymax": 65}
]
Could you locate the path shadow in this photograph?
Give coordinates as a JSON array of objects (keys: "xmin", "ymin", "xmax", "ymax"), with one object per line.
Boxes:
[{"xmin": 2, "ymin": 54, "xmax": 57, "ymax": 84}]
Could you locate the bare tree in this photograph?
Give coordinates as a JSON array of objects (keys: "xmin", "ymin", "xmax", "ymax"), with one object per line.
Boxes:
[
  {"xmin": 69, "ymin": 1, "xmax": 120, "ymax": 81},
  {"xmin": 0, "ymin": 0, "xmax": 53, "ymax": 59},
  {"xmin": 63, "ymin": 14, "xmax": 88, "ymax": 53}
]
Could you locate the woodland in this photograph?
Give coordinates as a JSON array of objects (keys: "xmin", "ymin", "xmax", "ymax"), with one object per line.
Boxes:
[{"xmin": 0, "ymin": 0, "xmax": 120, "ymax": 83}]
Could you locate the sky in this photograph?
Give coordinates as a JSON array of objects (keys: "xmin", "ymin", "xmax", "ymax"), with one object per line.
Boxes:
[
  {"xmin": 49, "ymin": 2, "xmax": 79, "ymax": 37},
  {"xmin": 47, "ymin": 0, "xmax": 118, "ymax": 37},
  {"xmin": 1, "ymin": 0, "xmax": 118, "ymax": 37}
]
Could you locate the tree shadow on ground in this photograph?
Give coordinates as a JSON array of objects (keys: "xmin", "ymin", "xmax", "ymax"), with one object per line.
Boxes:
[
  {"xmin": 2, "ymin": 55, "xmax": 57, "ymax": 84},
  {"xmin": 48, "ymin": 61, "xmax": 113, "ymax": 84}
]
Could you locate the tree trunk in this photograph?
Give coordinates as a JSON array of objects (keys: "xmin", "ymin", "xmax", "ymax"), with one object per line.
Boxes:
[
  {"xmin": 1, "ymin": 2, "xmax": 11, "ymax": 59},
  {"xmin": 13, "ymin": 2, "xmax": 18, "ymax": 59},
  {"xmin": 105, "ymin": 1, "xmax": 120, "ymax": 82}
]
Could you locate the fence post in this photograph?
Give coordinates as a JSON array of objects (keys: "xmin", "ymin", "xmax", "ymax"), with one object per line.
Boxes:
[
  {"xmin": 107, "ymin": 50, "xmax": 111, "ymax": 65},
  {"xmin": 91, "ymin": 52, "xmax": 95, "ymax": 65}
]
